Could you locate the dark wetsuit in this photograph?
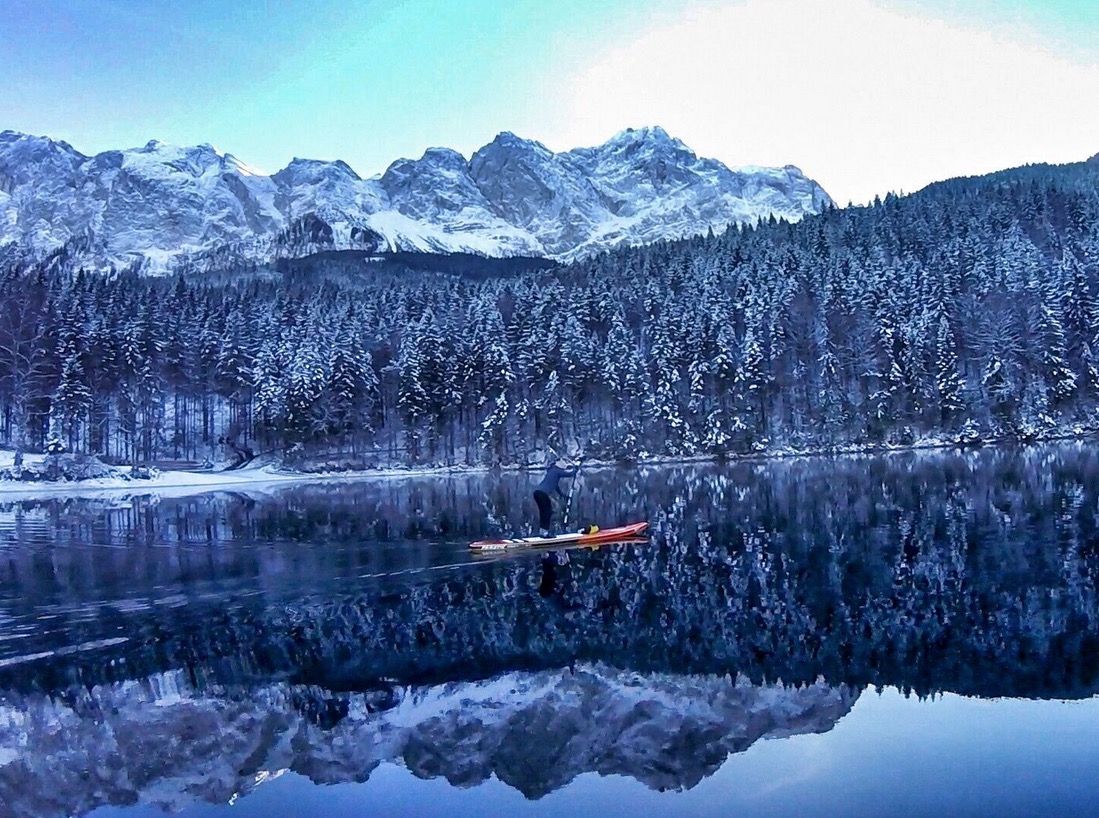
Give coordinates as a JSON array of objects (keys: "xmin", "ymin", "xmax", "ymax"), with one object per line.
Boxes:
[{"xmin": 533, "ymin": 464, "xmax": 578, "ymax": 532}]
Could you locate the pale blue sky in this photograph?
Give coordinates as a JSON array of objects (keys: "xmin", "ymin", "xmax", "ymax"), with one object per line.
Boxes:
[
  {"xmin": 1, "ymin": 0, "xmax": 687, "ymax": 167},
  {"xmin": 2, "ymin": 0, "xmax": 1098, "ymax": 203}
]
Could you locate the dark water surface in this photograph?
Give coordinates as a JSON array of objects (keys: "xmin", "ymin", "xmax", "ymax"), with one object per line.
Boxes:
[{"xmin": 2, "ymin": 445, "xmax": 1099, "ymax": 817}]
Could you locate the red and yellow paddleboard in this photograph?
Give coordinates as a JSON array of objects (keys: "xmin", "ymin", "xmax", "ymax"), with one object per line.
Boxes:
[{"xmin": 469, "ymin": 521, "xmax": 649, "ymax": 552}]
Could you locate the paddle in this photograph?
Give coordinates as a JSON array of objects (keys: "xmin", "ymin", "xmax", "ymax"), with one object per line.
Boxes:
[{"xmin": 562, "ymin": 455, "xmax": 584, "ymax": 533}]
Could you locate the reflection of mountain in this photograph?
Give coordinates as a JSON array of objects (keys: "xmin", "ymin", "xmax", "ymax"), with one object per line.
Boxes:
[
  {"xmin": 0, "ymin": 665, "xmax": 856, "ymax": 817},
  {"xmin": 2, "ymin": 445, "xmax": 1099, "ymax": 817}
]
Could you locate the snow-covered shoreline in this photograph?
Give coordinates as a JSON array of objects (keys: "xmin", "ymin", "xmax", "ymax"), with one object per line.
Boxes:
[
  {"xmin": 0, "ymin": 458, "xmax": 503, "ymax": 501},
  {"xmin": 1, "ymin": 429, "xmax": 1096, "ymax": 502}
]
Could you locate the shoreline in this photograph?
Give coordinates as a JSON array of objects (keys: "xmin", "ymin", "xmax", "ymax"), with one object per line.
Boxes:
[{"xmin": 0, "ymin": 428, "xmax": 1096, "ymax": 502}]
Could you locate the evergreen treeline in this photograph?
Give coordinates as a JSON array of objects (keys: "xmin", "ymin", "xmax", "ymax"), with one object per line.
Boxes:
[{"xmin": 1, "ymin": 156, "xmax": 1098, "ymax": 466}]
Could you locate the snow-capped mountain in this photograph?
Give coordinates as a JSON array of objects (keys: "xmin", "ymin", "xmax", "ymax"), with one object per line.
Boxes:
[
  {"xmin": 0, "ymin": 127, "xmax": 832, "ymax": 272},
  {"xmin": 0, "ymin": 665, "xmax": 857, "ymax": 816}
]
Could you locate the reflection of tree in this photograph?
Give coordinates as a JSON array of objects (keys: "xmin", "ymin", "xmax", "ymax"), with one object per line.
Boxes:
[{"xmin": 2, "ymin": 444, "xmax": 1097, "ymax": 700}]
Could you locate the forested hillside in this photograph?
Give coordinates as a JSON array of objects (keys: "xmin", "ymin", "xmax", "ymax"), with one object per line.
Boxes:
[{"xmin": 2, "ymin": 156, "xmax": 1098, "ymax": 467}]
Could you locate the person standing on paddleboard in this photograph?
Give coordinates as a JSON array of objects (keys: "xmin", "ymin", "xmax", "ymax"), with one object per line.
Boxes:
[{"xmin": 533, "ymin": 455, "xmax": 580, "ymax": 537}]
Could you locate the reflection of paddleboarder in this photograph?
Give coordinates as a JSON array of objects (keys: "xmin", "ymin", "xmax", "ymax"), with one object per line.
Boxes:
[
  {"xmin": 532, "ymin": 456, "xmax": 580, "ymax": 537},
  {"xmin": 539, "ymin": 549, "xmax": 570, "ymax": 598}
]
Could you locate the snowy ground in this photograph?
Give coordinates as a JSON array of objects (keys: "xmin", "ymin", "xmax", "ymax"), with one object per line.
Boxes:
[
  {"xmin": 0, "ymin": 451, "xmax": 45, "ymax": 469},
  {"xmin": 0, "ymin": 451, "xmax": 501, "ymax": 501}
]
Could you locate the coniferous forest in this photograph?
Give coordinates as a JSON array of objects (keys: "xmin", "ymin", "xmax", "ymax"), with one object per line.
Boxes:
[{"xmin": 1, "ymin": 156, "xmax": 1098, "ymax": 468}]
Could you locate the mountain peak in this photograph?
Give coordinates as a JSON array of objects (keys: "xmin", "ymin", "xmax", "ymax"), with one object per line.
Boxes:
[
  {"xmin": 610, "ymin": 125, "xmax": 675, "ymax": 144},
  {"xmin": 136, "ymin": 140, "xmax": 229, "ymax": 162},
  {"xmin": 0, "ymin": 130, "xmax": 84, "ymax": 157},
  {"xmin": 484, "ymin": 131, "xmax": 553, "ymax": 156},
  {"xmin": 277, "ymin": 157, "xmax": 362, "ymax": 182},
  {"xmin": 0, "ymin": 131, "xmax": 87, "ymax": 186},
  {"xmin": 419, "ymin": 146, "xmax": 468, "ymax": 168},
  {"xmin": 0, "ymin": 127, "xmax": 832, "ymax": 271},
  {"xmin": 492, "ymin": 130, "xmax": 527, "ymax": 145},
  {"xmin": 570, "ymin": 127, "xmax": 695, "ymax": 168}
]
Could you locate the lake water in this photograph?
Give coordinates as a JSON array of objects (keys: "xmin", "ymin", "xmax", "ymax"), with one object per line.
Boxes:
[{"xmin": 1, "ymin": 445, "xmax": 1098, "ymax": 818}]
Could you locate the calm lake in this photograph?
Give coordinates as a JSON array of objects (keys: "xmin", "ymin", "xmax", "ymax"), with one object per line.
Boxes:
[{"xmin": 2, "ymin": 445, "xmax": 1099, "ymax": 818}]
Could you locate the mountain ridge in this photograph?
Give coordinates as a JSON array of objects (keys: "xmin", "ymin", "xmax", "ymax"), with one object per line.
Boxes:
[{"xmin": 0, "ymin": 127, "xmax": 832, "ymax": 272}]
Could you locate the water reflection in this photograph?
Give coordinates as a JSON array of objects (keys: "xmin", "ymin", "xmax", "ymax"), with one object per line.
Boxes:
[
  {"xmin": 1, "ymin": 444, "xmax": 1098, "ymax": 816},
  {"xmin": 1, "ymin": 666, "xmax": 856, "ymax": 814}
]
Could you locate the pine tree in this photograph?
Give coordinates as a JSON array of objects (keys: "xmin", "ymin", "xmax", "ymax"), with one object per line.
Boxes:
[
  {"xmin": 933, "ymin": 313, "xmax": 965, "ymax": 425},
  {"xmin": 396, "ymin": 320, "xmax": 437, "ymax": 459},
  {"xmin": 51, "ymin": 334, "xmax": 92, "ymax": 449}
]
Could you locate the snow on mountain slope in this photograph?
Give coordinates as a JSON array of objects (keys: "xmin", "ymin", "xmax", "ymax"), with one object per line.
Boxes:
[
  {"xmin": 93, "ymin": 141, "xmax": 283, "ymax": 259},
  {"xmin": 0, "ymin": 127, "xmax": 833, "ymax": 273},
  {"xmin": 0, "ymin": 131, "xmax": 93, "ymax": 253},
  {"xmin": 564, "ymin": 126, "xmax": 831, "ymax": 256},
  {"xmin": 272, "ymin": 156, "xmax": 378, "ymax": 223},
  {"xmin": 379, "ymin": 145, "xmax": 546, "ymax": 255},
  {"xmin": 469, "ymin": 131, "xmax": 611, "ymax": 257}
]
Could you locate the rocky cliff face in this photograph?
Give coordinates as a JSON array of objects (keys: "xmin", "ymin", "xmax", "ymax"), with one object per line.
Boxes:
[
  {"xmin": 0, "ymin": 665, "xmax": 856, "ymax": 817},
  {"xmin": 0, "ymin": 127, "xmax": 832, "ymax": 272}
]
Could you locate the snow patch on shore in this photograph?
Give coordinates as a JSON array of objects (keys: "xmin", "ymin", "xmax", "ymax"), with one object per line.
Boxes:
[{"xmin": 0, "ymin": 451, "xmax": 504, "ymax": 501}]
